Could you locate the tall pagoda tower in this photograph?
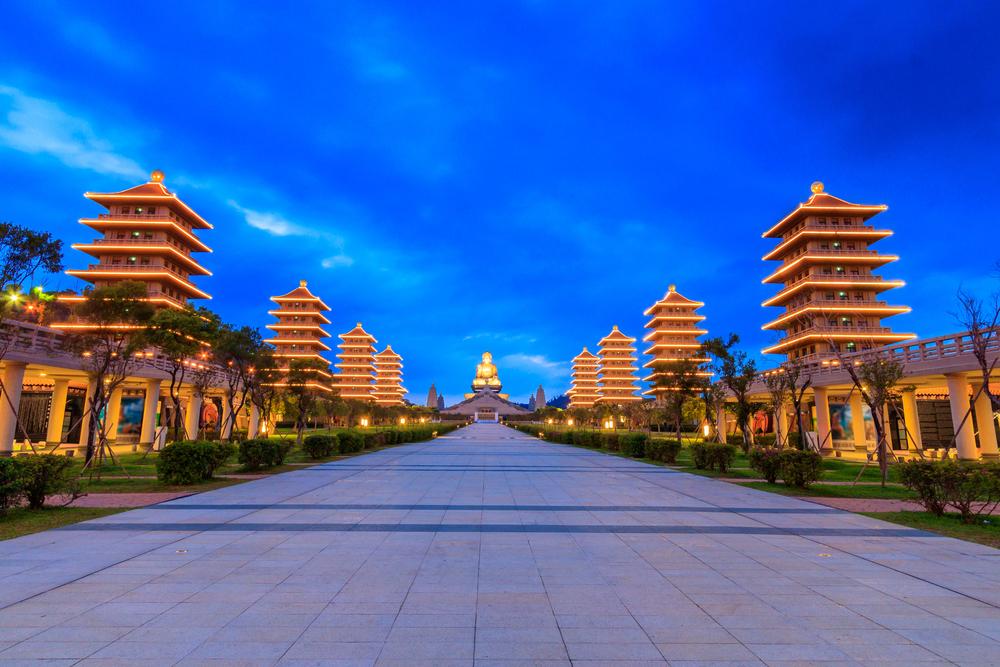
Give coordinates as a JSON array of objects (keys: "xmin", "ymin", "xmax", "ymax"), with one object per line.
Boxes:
[
  {"xmin": 568, "ymin": 347, "xmax": 600, "ymax": 408},
  {"xmin": 372, "ymin": 346, "xmax": 407, "ymax": 406},
  {"xmin": 642, "ymin": 284, "xmax": 711, "ymax": 397},
  {"xmin": 336, "ymin": 323, "xmax": 376, "ymax": 401},
  {"xmin": 596, "ymin": 326, "xmax": 641, "ymax": 404},
  {"xmin": 57, "ymin": 170, "xmax": 212, "ymax": 328},
  {"xmin": 761, "ymin": 182, "xmax": 913, "ymax": 362},
  {"xmin": 264, "ymin": 280, "xmax": 333, "ymax": 390}
]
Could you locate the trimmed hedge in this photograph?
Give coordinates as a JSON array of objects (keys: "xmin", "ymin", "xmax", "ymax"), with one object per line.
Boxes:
[
  {"xmin": 238, "ymin": 438, "xmax": 291, "ymax": 471},
  {"xmin": 748, "ymin": 447, "xmax": 783, "ymax": 484},
  {"xmin": 646, "ymin": 439, "xmax": 682, "ymax": 464},
  {"xmin": 338, "ymin": 431, "xmax": 364, "ymax": 454},
  {"xmin": 0, "ymin": 457, "xmax": 26, "ymax": 512},
  {"xmin": 778, "ymin": 450, "xmax": 823, "ymax": 488},
  {"xmin": 157, "ymin": 441, "xmax": 236, "ymax": 485},
  {"xmin": 303, "ymin": 434, "xmax": 338, "ymax": 459},
  {"xmin": 620, "ymin": 433, "xmax": 647, "ymax": 458},
  {"xmin": 900, "ymin": 460, "xmax": 1000, "ymax": 523},
  {"xmin": 691, "ymin": 443, "xmax": 737, "ymax": 472}
]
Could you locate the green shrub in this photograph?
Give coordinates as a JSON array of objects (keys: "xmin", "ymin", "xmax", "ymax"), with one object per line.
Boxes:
[
  {"xmin": 600, "ymin": 432, "xmax": 619, "ymax": 451},
  {"xmin": 157, "ymin": 441, "xmax": 234, "ymax": 485},
  {"xmin": 338, "ymin": 431, "xmax": 364, "ymax": 454},
  {"xmin": 303, "ymin": 434, "xmax": 338, "ymax": 459},
  {"xmin": 900, "ymin": 460, "xmax": 1000, "ymax": 523},
  {"xmin": 691, "ymin": 443, "xmax": 737, "ymax": 472},
  {"xmin": 0, "ymin": 457, "xmax": 26, "ymax": 512},
  {"xmin": 17, "ymin": 454, "xmax": 77, "ymax": 508},
  {"xmin": 647, "ymin": 439, "xmax": 682, "ymax": 464},
  {"xmin": 748, "ymin": 447, "xmax": 783, "ymax": 484},
  {"xmin": 620, "ymin": 433, "xmax": 647, "ymax": 458},
  {"xmin": 238, "ymin": 439, "xmax": 290, "ymax": 470},
  {"xmin": 778, "ymin": 450, "xmax": 823, "ymax": 488},
  {"xmin": 755, "ymin": 434, "xmax": 776, "ymax": 448}
]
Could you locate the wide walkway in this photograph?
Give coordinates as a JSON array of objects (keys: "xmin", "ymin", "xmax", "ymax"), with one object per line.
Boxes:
[{"xmin": 1, "ymin": 423, "xmax": 998, "ymax": 666}]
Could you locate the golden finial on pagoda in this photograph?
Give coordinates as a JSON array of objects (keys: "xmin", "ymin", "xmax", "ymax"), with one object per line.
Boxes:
[
  {"xmin": 150, "ymin": 169, "xmax": 165, "ymax": 183},
  {"xmin": 668, "ymin": 284, "xmax": 676, "ymax": 292},
  {"xmin": 299, "ymin": 280, "xmax": 307, "ymax": 287},
  {"xmin": 811, "ymin": 181, "xmax": 824, "ymax": 194}
]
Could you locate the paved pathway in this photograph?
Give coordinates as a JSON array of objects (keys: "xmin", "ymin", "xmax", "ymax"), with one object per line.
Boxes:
[{"xmin": 1, "ymin": 423, "xmax": 998, "ymax": 666}]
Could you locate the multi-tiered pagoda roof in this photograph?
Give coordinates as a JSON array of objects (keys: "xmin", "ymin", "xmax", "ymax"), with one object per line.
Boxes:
[
  {"xmin": 642, "ymin": 284, "xmax": 711, "ymax": 396},
  {"xmin": 336, "ymin": 323, "xmax": 376, "ymax": 401},
  {"xmin": 568, "ymin": 347, "xmax": 601, "ymax": 408},
  {"xmin": 761, "ymin": 182, "xmax": 914, "ymax": 362},
  {"xmin": 264, "ymin": 280, "xmax": 333, "ymax": 390},
  {"xmin": 596, "ymin": 326, "xmax": 641, "ymax": 404},
  {"xmin": 372, "ymin": 346, "xmax": 407, "ymax": 406}
]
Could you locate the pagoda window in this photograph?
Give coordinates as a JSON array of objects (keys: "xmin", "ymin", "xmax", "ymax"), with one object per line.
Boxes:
[
  {"xmin": 131, "ymin": 230, "xmax": 141, "ymax": 238},
  {"xmin": 148, "ymin": 207, "xmax": 157, "ymax": 214},
  {"xmin": 135, "ymin": 207, "xmax": 144, "ymax": 214},
  {"xmin": 832, "ymin": 241, "xmax": 841, "ymax": 249},
  {"xmin": 140, "ymin": 258, "xmax": 150, "ymax": 266},
  {"xmin": 116, "ymin": 232, "xmax": 126, "ymax": 239},
  {"xmin": 121, "ymin": 206, "xmax": 131, "ymax": 214},
  {"xmin": 834, "ymin": 266, "xmax": 844, "ymax": 274}
]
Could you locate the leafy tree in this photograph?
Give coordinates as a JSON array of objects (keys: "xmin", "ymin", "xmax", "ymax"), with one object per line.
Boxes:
[
  {"xmin": 762, "ymin": 370, "xmax": 789, "ymax": 447},
  {"xmin": 707, "ymin": 335, "xmax": 759, "ymax": 452},
  {"xmin": 247, "ymin": 349, "xmax": 279, "ymax": 435},
  {"xmin": 213, "ymin": 325, "xmax": 265, "ymax": 441},
  {"xmin": 0, "ymin": 222, "xmax": 63, "ymax": 316},
  {"xmin": 653, "ymin": 359, "xmax": 707, "ymax": 443},
  {"xmin": 281, "ymin": 358, "xmax": 330, "ymax": 446},
  {"xmin": 145, "ymin": 306, "xmax": 220, "ymax": 441},
  {"xmin": 62, "ymin": 282, "xmax": 154, "ymax": 465},
  {"xmin": 956, "ymin": 288, "xmax": 999, "ymax": 411},
  {"xmin": 837, "ymin": 354, "xmax": 904, "ymax": 487}
]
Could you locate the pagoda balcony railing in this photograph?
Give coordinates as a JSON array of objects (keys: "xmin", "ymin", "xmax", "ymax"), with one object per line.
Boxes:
[
  {"xmin": 146, "ymin": 291, "xmax": 188, "ymax": 309},
  {"xmin": 94, "ymin": 212, "xmax": 193, "ymax": 230},
  {"xmin": 88, "ymin": 238, "xmax": 194, "ymax": 256},
  {"xmin": 782, "ymin": 221, "xmax": 880, "ymax": 239},
  {"xmin": 771, "ymin": 325, "xmax": 896, "ymax": 348},
  {"xmin": 769, "ymin": 274, "xmax": 884, "ymax": 301},
  {"xmin": 84, "ymin": 263, "xmax": 194, "ymax": 283},
  {"xmin": 779, "ymin": 249, "xmax": 880, "ymax": 265},
  {"xmin": 778, "ymin": 298, "xmax": 891, "ymax": 317}
]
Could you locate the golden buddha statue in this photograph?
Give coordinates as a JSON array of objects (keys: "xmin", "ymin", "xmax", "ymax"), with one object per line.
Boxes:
[{"xmin": 472, "ymin": 351, "xmax": 502, "ymax": 392}]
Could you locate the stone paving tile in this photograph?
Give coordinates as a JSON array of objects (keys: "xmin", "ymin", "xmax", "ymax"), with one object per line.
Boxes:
[{"xmin": 0, "ymin": 423, "xmax": 998, "ymax": 665}]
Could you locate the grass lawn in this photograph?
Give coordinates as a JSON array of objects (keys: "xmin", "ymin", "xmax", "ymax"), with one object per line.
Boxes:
[
  {"xmin": 738, "ymin": 481, "xmax": 918, "ymax": 500},
  {"xmin": 861, "ymin": 511, "xmax": 1000, "ymax": 549},
  {"xmin": 0, "ymin": 507, "xmax": 126, "ymax": 541}
]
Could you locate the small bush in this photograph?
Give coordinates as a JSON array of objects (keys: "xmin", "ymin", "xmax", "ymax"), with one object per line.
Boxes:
[
  {"xmin": 0, "ymin": 457, "xmax": 26, "ymax": 512},
  {"xmin": 238, "ymin": 439, "xmax": 290, "ymax": 471},
  {"xmin": 755, "ymin": 434, "xmax": 776, "ymax": 448},
  {"xmin": 620, "ymin": 433, "xmax": 648, "ymax": 458},
  {"xmin": 338, "ymin": 431, "xmax": 364, "ymax": 454},
  {"xmin": 157, "ymin": 441, "xmax": 234, "ymax": 485},
  {"xmin": 900, "ymin": 460, "xmax": 1000, "ymax": 523},
  {"xmin": 19, "ymin": 454, "xmax": 77, "ymax": 508},
  {"xmin": 649, "ymin": 439, "xmax": 682, "ymax": 464},
  {"xmin": 303, "ymin": 434, "xmax": 338, "ymax": 459},
  {"xmin": 600, "ymin": 432, "xmax": 619, "ymax": 451},
  {"xmin": 691, "ymin": 443, "xmax": 737, "ymax": 472},
  {"xmin": 778, "ymin": 450, "xmax": 823, "ymax": 488},
  {"xmin": 748, "ymin": 447, "xmax": 783, "ymax": 484}
]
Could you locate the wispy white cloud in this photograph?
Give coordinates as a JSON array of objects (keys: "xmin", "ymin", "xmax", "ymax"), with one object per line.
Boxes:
[
  {"xmin": 0, "ymin": 85, "xmax": 146, "ymax": 180},
  {"xmin": 462, "ymin": 332, "xmax": 538, "ymax": 344},
  {"xmin": 321, "ymin": 253, "xmax": 355, "ymax": 269},
  {"xmin": 498, "ymin": 353, "xmax": 570, "ymax": 380},
  {"xmin": 227, "ymin": 200, "xmax": 321, "ymax": 237}
]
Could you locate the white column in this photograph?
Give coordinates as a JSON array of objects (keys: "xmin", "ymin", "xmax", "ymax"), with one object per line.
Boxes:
[
  {"xmin": 716, "ymin": 404, "xmax": 727, "ymax": 444},
  {"xmin": 104, "ymin": 386, "xmax": 124, "ymax": 442},
  {"xmin": 248, "ymin": 403, "xmax": 260, "ymax": 438},
  {"xmin": 79, "ymin": 378, "xmax": 97, "ymax": 450},
  {"xmin": 945, "ymin": 373, "xmax": 978, "ymax": 460},
  {"xmin": 220, "ymin": 393, "xmax": 233, "ymax": 440},
  {"xmin": 849, "ymin": 392, "xmax": 867, "ymax": 448},
  {"xmin": 972, "ymin": 382, "xmax": 998, "ymax": 458},
  {"xmin": 139, "ymin": 379, "xmax": 161, "ymax": 445},
  {"xmin": 901, "ymin": 389, "xmax": 922, "ymax": 450},
  {"xmin": 813, "ymin": 387, "xmax": 832, "ymax": 450},
  {"xmin": 0, "ymin": 362, "xmax": 27, "ymax": 454},
  {"xmin": 46, "ymin": 378, "xmax": 71, "ymax": 444},
  {"xmin": 184, "ymin": 392, "xmax": 203, "ymax": 440}
]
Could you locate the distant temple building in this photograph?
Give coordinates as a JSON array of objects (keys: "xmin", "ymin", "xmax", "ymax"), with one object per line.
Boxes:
[
  {"xmin": 335, "ymin": 323, "xmax": 376, "ymax": 401},
  {"xmin": 569, "ymin": 347, "xmax": 600, "ymax": 408},
  {"xmin": 596, "ymin": 326, "xmax": 641, "ymax": 404},
  {"xmin": 642, "ymin": 284, "xmax": 711, "ymax": 397},
  {"xmin": 442, "ymin": 352, "xmax": 529, "ymax": 421},
  {"xmin": 535, "ymin": 385, "xmax": 546, "ymax": 409},
  {"xmin": 264, "ymin": 280, "xmax": 333, "ymax": 390},
  {"xmin": 56, "ymin": 170, "xmax": 212, "ymax": 329},
  {"xmin": 426, "ymin": 384, "xmax": 438, "ymax": 408},
  {"xmin": 372, "ymin": 346, "xmax": 406, "ymax": 406},
  {"xmin": 761, "ymin": 182, "xmax": 914, "ymax": 361}
]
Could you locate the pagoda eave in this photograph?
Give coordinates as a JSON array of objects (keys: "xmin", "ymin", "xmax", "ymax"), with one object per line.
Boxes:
[
  {"xmin": 65, "ymin": 269, "xmax": 211, "ymax": 299},
  {"xmin": 79, "ymin": 218, "xmax": 213, "ymax": 252},
  {"xmin": 762, "ymin": 279, "xmax": 906, "ymax": 307}
]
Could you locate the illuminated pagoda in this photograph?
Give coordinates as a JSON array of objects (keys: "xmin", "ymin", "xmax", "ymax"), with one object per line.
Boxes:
[
  {"xmin": 264, "ymin": 280, "xmax": 333, "ymax": 390},
  {"xmin": 568, "ymin": 347, "xmax": 601, "ymax": 408},
  {"xmin": 57, "ymin": 170, "xmax": 212, "ymax": 328},
  {"xmin": 642, "ymin": 284, "xmax": 711, "ymax": 397},
  {"xmin": 336, "ymin": 322, "xmax": 376, "ymax": 401},
  {"xmin": 761, "ymin": 182, "xmax": 914, "ymax": 362},
  {"xmin": 372, "ymin": 346, "xmax": 407, "ymax": 406},
  {"xmin": 596, "ymin": 326, "xmax": 641, "ymax": 404}
]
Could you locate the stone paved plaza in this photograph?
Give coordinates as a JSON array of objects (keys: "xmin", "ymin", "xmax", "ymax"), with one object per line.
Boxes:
[{"xmin": 1, "ymin": 423, "xmax": 999, "ymax": 666}]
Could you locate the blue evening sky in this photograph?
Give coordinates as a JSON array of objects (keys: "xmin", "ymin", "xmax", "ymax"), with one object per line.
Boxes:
[{"xmin": 2, "ymin": 1, "xmax": 998, "ymax": 405}]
